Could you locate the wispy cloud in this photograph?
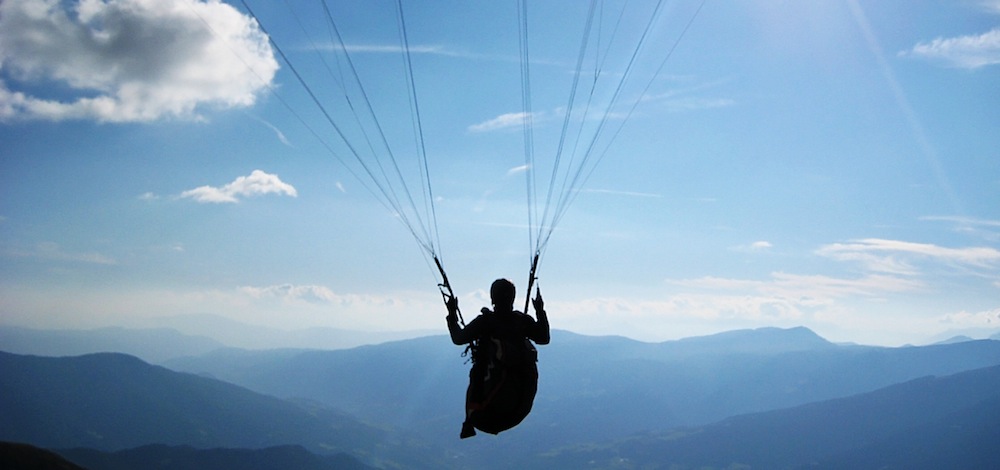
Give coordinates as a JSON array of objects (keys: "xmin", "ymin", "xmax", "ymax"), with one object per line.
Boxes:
[
  {"xmin": 346, "ymin": 43, "xmax": 471, "ymax": 58},
  {"xmin": 642, "ymin": 78, "xmax": 735, "ymax": 111},
  {"xmin": 675, "ymin": 271, "xmax": 922, "ymax": 300},
  {"xmin": 938, "ymin": 307, "xmax": 1000, "ymax": 328},
  {"xmin": 179, "ymin": 170, "xmax": 298, "ymax": 204},
  {"xmin": 980, "ymin": 0, "xmax": 1000, "ymax": 14},
  {"xmin": 556, "ymin": 271, "xmax": 924, "ymax": 341},
  {"xmin": 468, "ymin": 112, "xmax": 538, "ymax": 133},
  {"xmin": 10, "ymin": 242, "xmax": 116, "ymax": 265},
  {"xmin": 247, "ymin": 114, "xmax": 291, "ymax": 147},
  {"xmin": 0, "ymin": 0, "xmax": 278, "ymax": 122},
  {"xmin": 306, "ymin": 42, "xmax": 480, "ymax": 60},
  {"xmin": 731, "ymin": 240, "xmax": 774, "ymax": 253},
  {"xmin": 507, "ymin": 164, "xmax": 530, "ymax": 176},
  {"xmin": 817, "ymin": 238, "xmax": 1000, "ymax": 274},
  {"xmin": 922, "ymin": 215, "xmax": 1000, "ymax": 228},
  {"xmin": 921, "ymin": 215, "xmax": 1000, "ymax": 241},
  {"xmin": 238, "ymin": 283, "xmax": 424, "ymax": 312},
  {"xmin": 901, "ymin": 27, "xmax": 1000, "ymax": 69}
]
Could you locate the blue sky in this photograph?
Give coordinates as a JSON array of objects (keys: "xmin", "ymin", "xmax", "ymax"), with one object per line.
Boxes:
[{"xmin": 1, "ymin": 0, "xmax": 999, "ymax": 346}]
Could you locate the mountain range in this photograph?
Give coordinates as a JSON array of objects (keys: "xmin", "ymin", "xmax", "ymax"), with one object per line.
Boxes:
[
  {"xmin": 0, "ymin": 317, "xmax": 435, "ymax": 363},
  {"xmin": 0, "ymin": 351, "xmax": 440, "ymax": 467},
  {"xmin": 2, "ymin": 325, "xmax": 999, "ymax": 469},
  {"xmin": 164, "ymin": 327, "xmax": 1000, "ymax": 453}
]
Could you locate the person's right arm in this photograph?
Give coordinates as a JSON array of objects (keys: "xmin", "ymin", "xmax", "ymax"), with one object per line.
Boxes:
[{"xmin": 528, "ymin": 291, "xmax": 550, "ymax": 345}]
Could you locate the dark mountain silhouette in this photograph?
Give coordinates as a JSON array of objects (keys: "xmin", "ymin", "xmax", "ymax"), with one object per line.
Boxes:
[
  {"xmin": 0, "ymin": 352, "xmax": 439, "ymax": 468},
  {"xmin": 164, "ymin": 328, "xmax": 1000, "ymax": 460},
  {"xmin": 57, "ymin": 444, "xmax": 373, "ymax": 470},
  {"xmin": 0, "ymin": 326, "xmax": 224, "ymax": 363},
  {"xmin": 6, "ymin": 327, "xmax": 1000, "ymax": 469},
  {"xmin": 532, "ymin": 364, "xmax": 1000, "ymax": 469},
  {"xmin": 0, "ymin": 442, "xmax": 88, "ymax": 470}
]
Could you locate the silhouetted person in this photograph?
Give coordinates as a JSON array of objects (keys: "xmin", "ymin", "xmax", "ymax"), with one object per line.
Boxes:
[{"xmin": 446, "ymin": 278, "xmax": 549, "ymax": 438}]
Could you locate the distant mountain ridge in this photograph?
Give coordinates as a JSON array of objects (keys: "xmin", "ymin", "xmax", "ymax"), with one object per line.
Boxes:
[
  {"xmin": 0, "ymin": 351, "xmax": 439, "ymax": 468},
  {"xmin": 3, "ymin": 327, "xmax": 1000, "ymax": 469},
  {"xmin": 164, "ymin": 327, "xmax": 1000, "ymax": 462},
  {"xmin": 532, "ymin": 364, "xmax": 1000, "ymax": 469},
  {"xmin": 0, "ymin": 326, "xmax": 224, "ymax": 363},
  {"xmin": 0, "ymin": 320, "xmax": 436, "ymax": 362}
]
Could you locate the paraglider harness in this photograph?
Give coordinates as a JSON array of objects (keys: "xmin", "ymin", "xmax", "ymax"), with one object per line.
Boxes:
[
  {"xmin": 464, "ymin": 311, "xmax": 539, "ymax": 434},
  {"xmin": 437, "ymin": 257, "xmax": 541, "ymax": 438}
]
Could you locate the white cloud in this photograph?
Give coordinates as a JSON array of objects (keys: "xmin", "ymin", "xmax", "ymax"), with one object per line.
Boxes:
[
  {"xmin": 506, "ymin": 164, "xmax": 530, "ymax": 176},
  {"xmin": 240, "ymin": 284, "xmax": 341, "ymax": 304},
  {"xmin": 818, "ymin": 238, "xmax": 1000, "ymax": 273},
  {"xmin": 921, "ymin": 215, "xmax": 1000, "ymax": 242},
  {"xmin": 468, "ymin": 112, "xmax": 535, "ymax": 133},
  {"xmin": 340, "ymin": 43, "xmax": 469, "ymax": 58},
  {"xmin": 180, "ymin": 170, "xmax": 297, "ymax": 204},
  {"xmin": 902, "ymin": 27, "xmax": 1000, "ymax": 69},
  {"xmin": 731, "ymin": 240, "xmax": 773, "ymax": 253},
  {"xmin": 537, "ymin": 271, "xmax": 925, "ymax": 343},
  {"xmin": 0, "ymin": 0, "xmax": 278, "ymax": 122},
  {"xmin": 938, "ymin": 307, "xmax": 1000, "ymax": 328},
  {"xmin": 642, "ymin": 78, "xmax": 735, "ymax": 112},
  {"xmin": 247, "ymin": 114, "xmax": 291, "ymax": 146},
  {"xmin": 674, "ymin": 271, "xmax": 922, "ymax": 301},
  {"xmin": 922, "ymin": 215, "xmax": 1000, "ymax": 228}
]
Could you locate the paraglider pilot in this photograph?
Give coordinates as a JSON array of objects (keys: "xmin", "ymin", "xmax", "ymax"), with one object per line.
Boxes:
[{"xmin": 446, "ymin": 278, "xmax": 549, "ymax": 438}]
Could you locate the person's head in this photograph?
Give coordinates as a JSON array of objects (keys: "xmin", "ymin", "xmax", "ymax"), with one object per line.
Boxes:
[{"xmin": 490, "ymin": 278, "xmax": 516, "ymax": 310}]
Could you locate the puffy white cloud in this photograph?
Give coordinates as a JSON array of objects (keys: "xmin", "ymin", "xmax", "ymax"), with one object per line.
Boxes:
[
  {"xmin": 0, "ymin": 0, "xmax": 278, "ymax": 122},
  {"xmin": 902, "ymin": 27, "xmax": 1000, "ymax": 69},
  {"xmin": 180, "ymin": 170, "xmax": 297, "ymax": 203}
]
